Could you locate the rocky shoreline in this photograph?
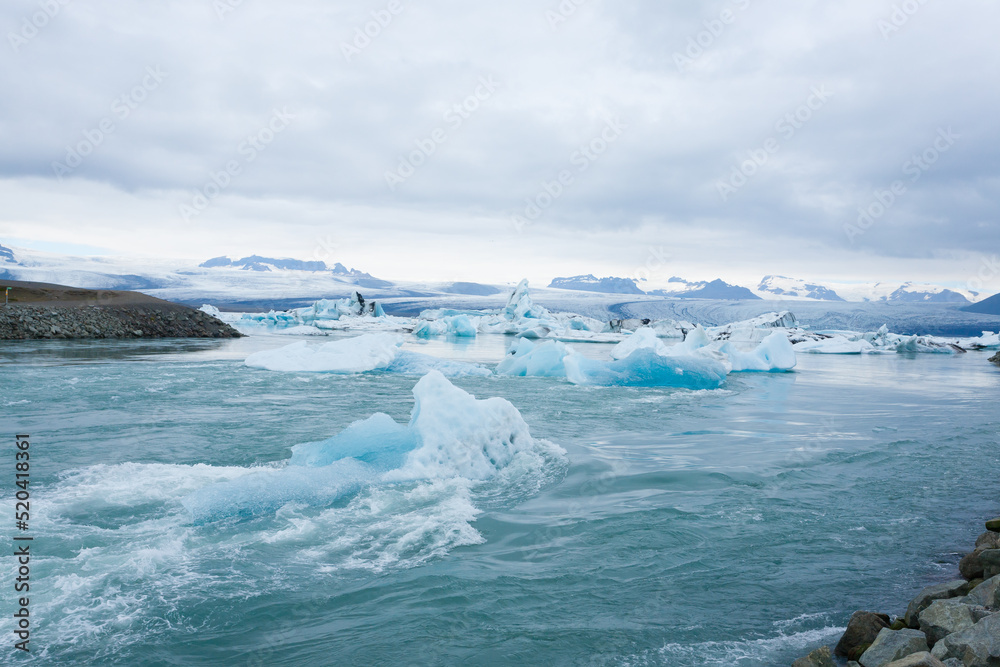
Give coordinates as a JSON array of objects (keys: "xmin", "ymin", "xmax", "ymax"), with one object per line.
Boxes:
[
  {"xmin": 0, "ymin": 304, "xmax": 242, "ymax": 339},
  {"xmin": 793, "ymin": 518, "xmax": 1000, "ymax": 667}
]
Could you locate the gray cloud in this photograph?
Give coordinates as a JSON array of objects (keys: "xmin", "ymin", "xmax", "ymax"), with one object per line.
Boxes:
[{"xmin": 1, "ymin": 0, "xmax": 998, "ymax": 285}]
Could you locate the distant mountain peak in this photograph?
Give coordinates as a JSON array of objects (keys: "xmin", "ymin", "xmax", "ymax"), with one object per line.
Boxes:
[
  {"xmin": 647, "ymin": 278, "xmax": 761, "ymax": 300},
  {"xmin": 548, "ymin": 274, "xmax": 644, "ymax": 295},
  {"xmin": 757, "ymin": 275, "xmax": 844, "ymax": 301},
  {"xmin": 0, "ymin": 243, "xmax": 15, "ymax": 263}
]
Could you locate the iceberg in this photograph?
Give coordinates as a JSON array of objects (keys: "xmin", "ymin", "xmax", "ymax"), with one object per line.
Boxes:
[
  {"xmin": 503, "ymin": 279, "xmax": 548, "ymax": 320},
  {"xmin": 720, "ymin": 331, "xmax": 797, "ymax": 372},
  {"xmin": 793, "ymin": 336, "xmax": 875, "ymax": 354},
  {"xmin": 496, "ymin": 339, "xmax": 574, "ymax": 378},
  {"xmin": 413, "ymin": 314, "xmax": 478, "ymax": 338},
  {"xmin": 245, "ymin": 333, "xmax": 403, "ymax": 372},
  {"xmin": 182, "ymin": 371, "xmax": 565, "ymax": 522},
  {"xmin": 565, "ymin": 348, "xmax": 729, "ymax": 389},
  {"xmin": 245, "ymin": 333, "xmax": 491, "ymax": 376},
  {"xmin": 610, "ymin": 327, "xmax": 669, "ymax": 360},
  {"xmin": 498, "ymin": 335, "xmax": 729, "ymax": 388}
]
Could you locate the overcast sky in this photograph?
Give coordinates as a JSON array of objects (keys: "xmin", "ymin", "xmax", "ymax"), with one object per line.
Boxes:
[{"xmin": 1, "ymin": 0, "xmax": 998, "ymax": 289}]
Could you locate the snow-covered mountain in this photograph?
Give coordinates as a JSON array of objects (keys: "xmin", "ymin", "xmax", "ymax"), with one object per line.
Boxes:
[
  {"xmin": 548, "ymin": 275, "xmax": 761, "ymax": 300},
  {"xmin": 548, "ymin": 274, "xmax": 645, "ymax": 295},
  {"xmin": 756, "ymin": 276, "xmax": 845, "ymax": 301},
  {"xmin": 0, "ymin": 243, "xmax": 15, "ymax": 263},
  {"xmin": 647, "ymin": 278, "xmax": 761, "ymax": 300},
  {"xmin": 821, "ymin": 281, "xmax": 975, "ymax": 304},
  {"xmin": 198, "ymin": 255, "xmax": 393, "ymax": 288}
]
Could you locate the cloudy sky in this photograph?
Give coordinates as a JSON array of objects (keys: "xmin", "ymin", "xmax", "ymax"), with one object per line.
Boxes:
[{"xmin": 1, "ymin": 0, "xmax": 998, "ymax": 289}]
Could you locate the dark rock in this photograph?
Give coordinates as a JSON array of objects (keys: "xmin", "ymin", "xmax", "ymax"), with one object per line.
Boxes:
[
  {"xmin": 979, "ymin": 550, "xmax": 1000, "ymax": 579},
  {"xmin": 989, "ymin": 352, "xmax": 1000, "ymax": 365},
  {"xmin": 837, "ymin": 612, "xmax": 892, "ymax": 657},
  {"xmin": 859, "ymin": 628, "xmax": 929, "ymax": 667},
  {"xmin": 792, "ymin": 645, "xmax": 836, "ymax": 667},
  {"xmin": 905, "ymin": 581, "xmax": 972, "ymax": 628},
  {"xmin": 986, "ymin": 519, "xmax": 1000, "ymax": 532}
]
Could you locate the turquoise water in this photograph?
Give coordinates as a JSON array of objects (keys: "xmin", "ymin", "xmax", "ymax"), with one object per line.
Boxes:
[{"xmin": 1, "ymin": 336, "xmax": 998, "ymax": 666}]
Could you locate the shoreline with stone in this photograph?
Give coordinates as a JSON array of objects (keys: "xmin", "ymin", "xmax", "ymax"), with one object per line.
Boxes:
[
  {"xmin": 793, "ymin": 518, "xmax": 1000, "ymax": 667},
  {"xmin": 0, "ymin": 280, "xmax": 241, "ymax": 340}
]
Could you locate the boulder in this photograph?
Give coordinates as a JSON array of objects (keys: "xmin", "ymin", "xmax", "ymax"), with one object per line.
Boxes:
[
  {"xmin": 918, "ymin": 599, "xmax": 977, "ymax": 645},
  {"xmin": 979, "ymin": 550, "xmax": 1000, "ymax": 579},
  {"xmin": 963, "ymin": 533, "xmax": 1000, "ymax": 579},
  {"xmin": 792, "ymin": 645, "xmax": 836, "ymax": 667},
  {"xmin": 882, "ymin": 652, "xmax": 947, "ymax": 667},
  {"xmin": 905, "ymin": 582, "xmax": 973, "ymax": 628},
  {"xmin": 987, "ymin": 519, "xmax": 1000, "ymax": 532},
  {"xmin": 930, "ymin": 613, "xmax": 1000, "ymax": 665},
  {"xmin": 837, "ymin": 612, "xmax": 892, "ymax": 657},
  {"xmin": 859, "ymin": 628, "xmax": 929, "ymax": 667},
  {"xmin": 963, "ymin": 575, "xmax": 1000, "ymax": 609}
]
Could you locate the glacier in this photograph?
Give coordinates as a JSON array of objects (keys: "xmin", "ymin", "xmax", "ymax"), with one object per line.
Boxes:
[{"xmin": 182, "ymin": 371, "xmax": 566, "ymax": 522}]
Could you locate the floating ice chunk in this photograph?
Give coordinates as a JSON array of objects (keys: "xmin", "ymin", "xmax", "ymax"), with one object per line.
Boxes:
[
  {"xmin": 183, "ymin": 371, "xmax": 564, "ymax": 522},
  {"xmin": 674, "ymin": 325, "xmax": 713, "ymax": 354},
  {"xmin": 244, "ymin": 333, "xmax": 489, "ymax": 376},
  {"xmin": 895, "ymin": 335, "xmax": 959, "ymax": 354},
  {"xmin": 271, "ymin": 325, "xmax": 326, "ymax": 336},
  {"xmin": 386, "ymin": 351, "xmax": 492, "ymax": 377},
  {"xmin": 388, "ymin": 370, "xmax": 561, "ymax": 481},
  {"xmin": 290, "ymin": 413, "xmax": 419, "ymax": 469},
  {"xmin": 496, "ymin": 339, "xmax": 573, "ymax": 378},
  {"xmin": 722, "ymin": 331, "xmax": 797, "ymax": 371},
  {"xmin": 245, "ymin": 333, "xmax": 403, "ymax": 372},
  {"xmin": 413, "ymin": 314, "xmax": 477, "ymax": 338},
  {"xmin": 611, "ymin": 327, "xmax": 669, "ymax": 360},
  {"xmin": 504, "ymin": 279, "xmax": 548, "ymax": 320},
  {"xmin": 794, "ymin": 336, "xmax": 875, "ymax": 354},
  {"xmin": 565, "ymin": 348, "xmax": 728, "ymax": 389},
  {"xmin": 199, "ymin": 304, "xmax": 223, "ymax": 318}
]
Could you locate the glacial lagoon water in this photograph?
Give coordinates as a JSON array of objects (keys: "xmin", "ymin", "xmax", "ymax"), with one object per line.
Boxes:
[{"xmin": 1, "ymin": 335, "xmax": 998, "ymax": 666}]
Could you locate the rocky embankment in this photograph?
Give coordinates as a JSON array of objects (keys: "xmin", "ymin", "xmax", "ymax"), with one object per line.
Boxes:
[
  {"xmin": 793, "ymin": 518, "xmax": 1000, "ymax": 667},
  {"xmin": 0, "ymin": 304, "xmax": 242, "ymax": 339},
  {"xmin": 0, "ymin": 279, "xmax": 241, "ymax": 339}
]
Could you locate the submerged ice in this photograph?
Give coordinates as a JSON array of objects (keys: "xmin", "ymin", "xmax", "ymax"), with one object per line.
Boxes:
[{"xmin": 182, "ymin": 371, "xmax": 565, "ymax": 523}]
